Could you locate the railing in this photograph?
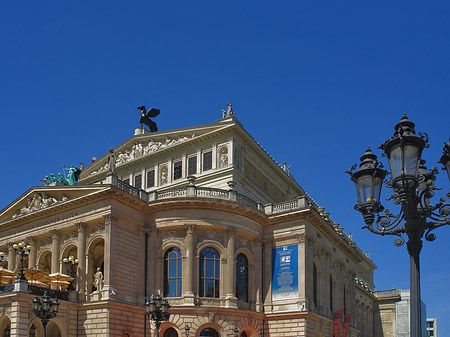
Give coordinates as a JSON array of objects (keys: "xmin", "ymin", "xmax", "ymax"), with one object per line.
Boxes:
[
  {"xmin": 111, "ymin": 176, "xmax": 309, "ymax": 215},
  {"xmin": 29, "ymin": 285, "xmax": 69, "ymax": 301},
  {"xmin": 196, "ymin": 187, "xmax": 229, "ymax": 199},
  {"xmin": 157, "ymin": 189, "xmax": 187, "ymax": 199},
  {"xmin": 117, "ymin": 179, "xmax": 140, "ymax": 198},
  {"xmin": 0, "ymin": 284, "xmax": 14, "ymax": 294}
]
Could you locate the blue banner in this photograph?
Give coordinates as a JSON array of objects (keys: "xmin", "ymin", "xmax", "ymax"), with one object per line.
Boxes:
[{"xmin": 272, "ymin": 244, "xmax": 298, "ymax": 300}]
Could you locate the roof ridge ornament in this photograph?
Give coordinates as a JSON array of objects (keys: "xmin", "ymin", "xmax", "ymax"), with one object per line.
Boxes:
[
  {"xmin": 221, "ymin": 102, "xmax": 235, "ymax": 118},
  {"xmin": 138, "ymin": 105, "xmax": 160, "ymax": 132}
]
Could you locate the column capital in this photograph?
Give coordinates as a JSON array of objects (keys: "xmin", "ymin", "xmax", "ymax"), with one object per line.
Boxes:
[
  {"xmin": 76, "ymin": 222, "xmax": 86, "ymax": 232},
  {"xmin": 226, "ymin": 226, "xmax": 237, "ymax": 237},
  {"xmin": 185, "ymin": 224, "xmax": 196, "ymax": 234},
  {"xmin": 50, "ymin": 229, "xmax": 59, "ymax": 239},
  {"xmin": 103, "ymin": 213, "xmax": 118, "ymax": 225},
  {"xmin": 296, "ymin": 232, "xmax": 307, "ymax": 243}
]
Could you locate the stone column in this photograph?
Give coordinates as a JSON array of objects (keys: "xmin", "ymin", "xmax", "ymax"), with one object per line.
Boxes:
[
  {"xmin": 103, "ymin": 213, "xmax": 118, "ymax": 299},
  {"xmin": 225, "ymin": 228, "xmax": 237, "ymax": 305},
  {"xmin": 225, "ymin": 228, "xmax": 238, "ymax": 308},
  {"xmin": 183, "ymin": 224, "xmax": 195, "ymax": 305},
  {"xmin": 50, "ymin": 230, "xmax": 60, "ymax": 274},
  {"xmin": 254, "ymin": 239, "xmax": 263, "ymax": 312},
  {"xmin": 263, "ymin": 239, "xmax": 273, "ymax": 312},
  {"xmin": 296, "ymin": 233, "xmax": 307, "ymax": 311},
  {"xmin": 8, "ymin": 243, "xmax": 16, "ymax": 271},
  {"xmin": 76, "ymin": 222, "xmax": 86, "ymax": 296},
  {"xmin": 26, "ymin": 237, "xmax": 36, "ymax": 269},
  {"xmin": 146, "ymin": 226, "xmax": 156, "ymax": 296}
]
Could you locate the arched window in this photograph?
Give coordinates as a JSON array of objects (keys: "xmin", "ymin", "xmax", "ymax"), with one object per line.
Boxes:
[
  {"xmin": 164, "ymin": 247, "xmax": 182, "ymax": 297},
  {"xmin": 199, "ymin": 247, "xmax": 220, "ymax": 298},
  {"xmin": 164, "ymin": 328, "xmax": 178, "ymax": 337},
  {"xmin": 236, "ymin": 253, "xmax": 248, "ymax": 302},
  {"xmin": 329, "ymin": 273, "xmax": 334, "ymax": 312},
  {"xmin": 200, "ymin": 328, "xmax": 219, "ymax": 337},
  {"xmin": 313, "ymin": 262, "xmax": 318, "ymax": 306}
]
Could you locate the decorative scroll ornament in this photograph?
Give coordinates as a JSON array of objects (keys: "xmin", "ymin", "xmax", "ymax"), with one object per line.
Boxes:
[
  {"xmin": 12, "ymin": 193, "xmax": 69, "ymax": 219},
  {"xmin": 90, "ymin": 134, "xmax": 196, "ymax": 176}
]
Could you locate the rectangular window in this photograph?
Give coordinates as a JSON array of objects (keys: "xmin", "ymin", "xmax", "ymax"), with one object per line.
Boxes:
[
  {"xmin": 123, "ymin": 178, "xmax": 130, "ymax": 185},
  {"xmin": 173, "ymin": 161, "xmax": 182, "ymax": 180},
  {"xmin": 203, "ymin": 151, "xmax": 212, "ymax": 171},
  {"xmin": 188, "ymin": 156, "xmax": 197, "ymax": 175},
  {"xmin": 134, "ymin": 174, "xmax": 142, "ymax": 189},
  {"xmin": 147, "ymin": 170, "xmax": 155, "ymax": 188}
]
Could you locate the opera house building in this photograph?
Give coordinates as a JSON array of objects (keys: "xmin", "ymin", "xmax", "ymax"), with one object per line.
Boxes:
[{"xmin": 0, "ymin": 112, "xmax": 377, "ymax": 336}]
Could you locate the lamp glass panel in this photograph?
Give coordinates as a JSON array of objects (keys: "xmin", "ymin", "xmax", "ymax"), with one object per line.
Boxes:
[
  {"xmin": 373, "ymin": 176, "xmax": 383, "ymax": 202},
  {"xmin": 388, "ymin": 145, "xmax": 403, "ymax": 180},
  {"xmin": 356, "ymin": 175, "xmax": 373, "ymax": 205},
  {"xmin": 404, "ymin": 144, "xmax": 421, "ymax": 177}
]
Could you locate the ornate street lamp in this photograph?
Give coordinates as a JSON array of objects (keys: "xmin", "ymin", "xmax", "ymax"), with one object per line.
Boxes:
[
  {"xmin": 13, "ymin": 241, "xmax": 31, "ymax": 281},
  {"xmin": 347, "ymin": 114, "xmax": 450, "ymax": 337},
  {"xmin": 3, "ymin": 326, "xmax": 10, "ymax": 337},
  {"xmin": 233, "ymin": 327, "xmax": 239, "ymax": 337},
  {"xmin": 145, "ymin": 293, "xmax": 170, "ymax": 337},
  {"xmin": 32, "ymin": 291, "xmax": 60, "ymax": 337},
  {"xmin": 62, "ymin": 255, "xmax": 79, "ymax": 291},
  {"xmin": 184, "ymin": 325, "xmax": 190, "ymax": 337}
]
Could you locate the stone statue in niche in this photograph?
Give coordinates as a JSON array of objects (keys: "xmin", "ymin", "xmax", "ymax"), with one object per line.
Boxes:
[
  {"xmin": 221, "ymin": 102, "xmax": 235, "ymax": 118},
  {"xmin": 218, "ymin": 147, "xmax": 228, "ymax": 168},
  {"xmin": 160, "ymin": 166, "xmax": 168, "ymax": 185},
  {"xmin": 93, "ymin": 267, "xmax": 103, "ymax": 292}
]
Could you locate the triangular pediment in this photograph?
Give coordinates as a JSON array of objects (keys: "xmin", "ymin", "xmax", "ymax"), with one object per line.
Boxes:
[
  {"xmin": 80, "ymin": 118, "xmax": 236, "ymax": 182},
  {"xmin": 0, "ymin": 185, "xmax": 110, "ymax": 224}
]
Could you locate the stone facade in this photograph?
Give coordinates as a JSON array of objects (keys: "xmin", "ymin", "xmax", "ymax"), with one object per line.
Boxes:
[{"xmin": 0, "ymin": 116, "xmax": 377, "ymax": 336}]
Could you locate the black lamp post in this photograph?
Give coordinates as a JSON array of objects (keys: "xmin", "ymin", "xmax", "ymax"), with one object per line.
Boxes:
[
  {"xmin": 62, "ymin": 255, "xmax": 79, "ymax": 291},
  {"xmin": 145, "ymin": 293, "xmax": 170, "ymax": 337},
  {"xmin": 347, "ymin": 114, "xmax": 450, "ymax": 337},
  {"xmin": 32, "ymin": 291, "xmax": 60, "ymax": 337},
  {"xmin": 13, "ymin": 241, "xmax": 31, "ymax": 281},
  {"xmin": 30, "ymin": 325, "xmax": 36, "ymax": 337},
  {"xmin": 3, "ymin": 326, "xmax": 10, "ymax": 337},
  {"xmin": 234, "ymin": 327, "xmax": 239, "ymax": 337},
  {"xmin": 184, "ymin": 325, "xmax": 190, "ymax": 337}
]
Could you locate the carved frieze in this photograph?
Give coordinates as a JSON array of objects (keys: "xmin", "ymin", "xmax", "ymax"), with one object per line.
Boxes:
[
  {"xmin": 199, "ymin": 229, "xmax": 224, "ymax": 246},
  {"xmin": 11, "ymin": 193, "xmax": 70, "ymax": 219},
  {"xmin": 62, "ymin": 231, "xmax": 77, "ymax": 243},
  {"xmin": 89, "ymin": 134, "xmax": 196, "ymax": 176},
  {"xmin": 161, "ymin": 230, "xmax": 185, "ymax": 242},
  {"xmin": 89, "ymin": 223, "xmax": 105, "ymax": 239}
]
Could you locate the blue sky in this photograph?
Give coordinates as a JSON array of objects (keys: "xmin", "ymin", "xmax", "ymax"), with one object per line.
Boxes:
[{"xmin": 1, "ymin": 0, "xmax": 450, "ymax": 333}]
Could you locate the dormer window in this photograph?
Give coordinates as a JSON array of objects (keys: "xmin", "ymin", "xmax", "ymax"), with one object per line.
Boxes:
[{"xmin": 203, "ymin": 151, "xmax": 212, "ymax": 171}]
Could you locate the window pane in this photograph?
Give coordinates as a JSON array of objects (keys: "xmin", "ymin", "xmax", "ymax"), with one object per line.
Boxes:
[
  {"xmin": 188, "ymin": 156, "xmax": 197, "ymax": 175},
  {"xmin": 205, "ymin": 279, "xmax": 214, "ymax": 297},
  {"xmin": 169, "ymin": 260, "xmax": 177, "ymax": 278},
  {"xmin": 205, "ymin": 260, "xmax": 214, "ymax": 278},
  {"xmin": 203, "ymin": 151, "xmax": 212, "ymax": 171},
  {"xmin": 174, "ymin": 161, "xmax": 182, "ymax": 180},
  {"xmin": 134, "ymin": 174, "xmax": 142, "ymax": 189},
  {"xmin": 147, "ymin": 170, "xmax": 155, "ymax": 188}
]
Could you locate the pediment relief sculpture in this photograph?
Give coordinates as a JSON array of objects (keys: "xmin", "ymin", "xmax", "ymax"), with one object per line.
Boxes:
[
  {"xmin": 89, "ymin": 134, "xmax": 196, "ymax": 176},
  {"xmin": 11, "ymin": 192, "xmax": 70, "ymax": 219}
]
